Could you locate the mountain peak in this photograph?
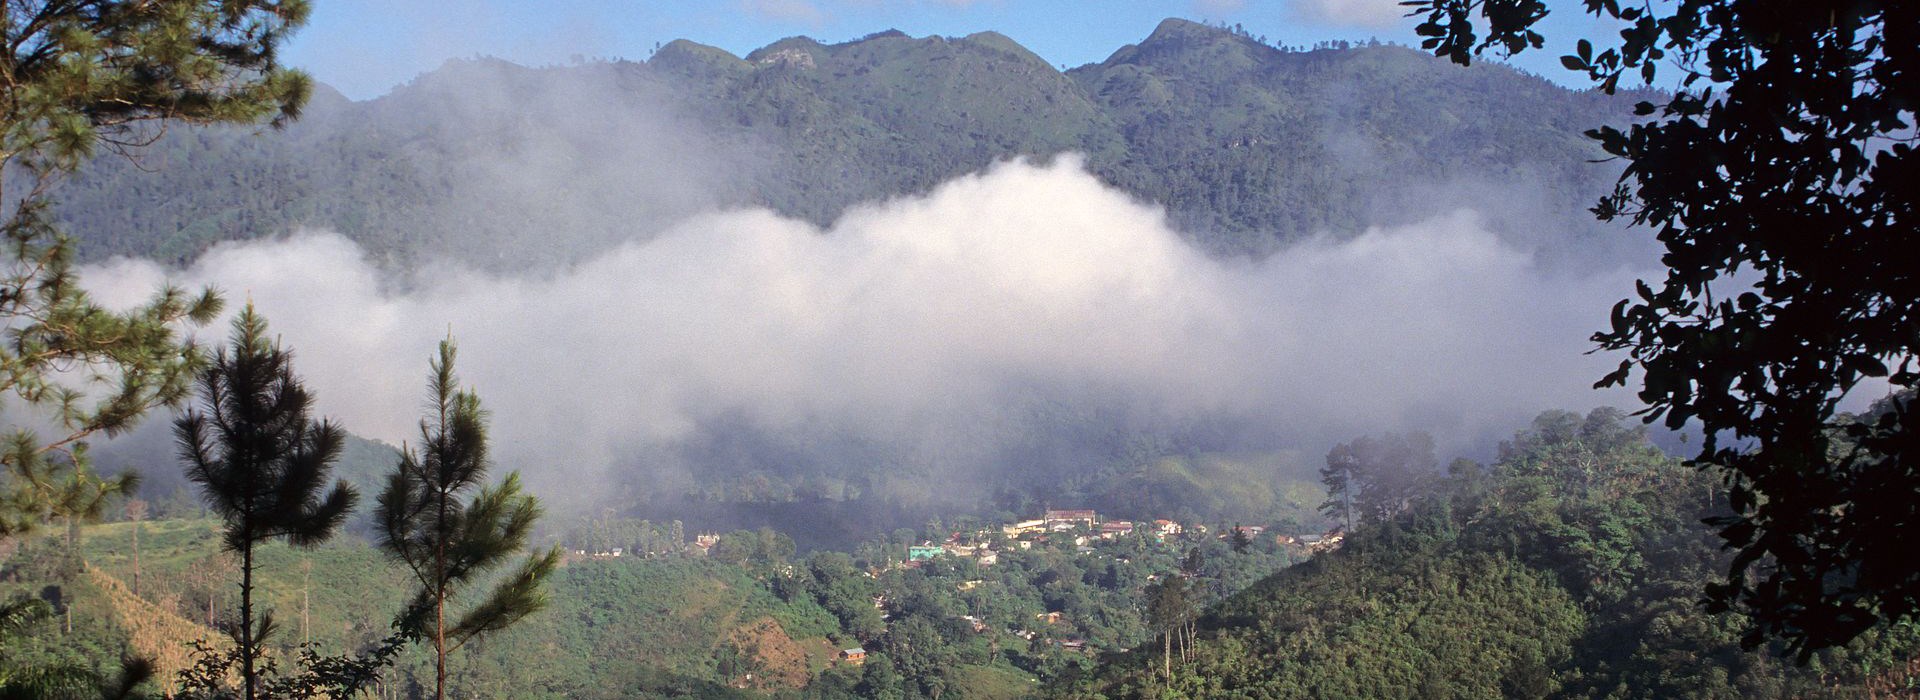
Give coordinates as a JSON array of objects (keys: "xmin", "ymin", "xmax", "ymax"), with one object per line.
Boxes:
[
  {"xmin": 744, "ymin": 35, "xmax": 825, "ymax": 64},
  {"xmin": 959, "ymin": 31, "xmax": 1050, "ymax": 66},
  {"xmin": 1144, "ymin": 17, "xmax": 1216, "ymax": 42},
  {"xmin": 845, "ymin": 29, "xmax": 909, "ymax": 43},
  {"xmin": 651, "ymin": 38, "xmax": 749, "ymax": 75},
  {"xmin": 1100, "ymin": 17, "xmax": 1265, "ymax": 72}
]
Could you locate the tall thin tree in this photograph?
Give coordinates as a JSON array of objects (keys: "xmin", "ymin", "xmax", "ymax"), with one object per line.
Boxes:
[
  {"xmin": 175, "ymin": 305, "xmax": 357, "ymax": 700},
  {"xmin": 125, "ymin": 497, "xmax": 147, "ymax": 596},
  {"xmin": 1146, "ymin": 574, "xmax": 1193, "ymax": 684},
  {"xmin": 376, "ymin": 339, "xmax": 559, "ymax": 700}
]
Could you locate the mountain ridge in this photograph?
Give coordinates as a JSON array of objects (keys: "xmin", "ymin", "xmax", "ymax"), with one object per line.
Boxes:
[{"xmin": 53, "ymin": 18, "xmax": 1636, "ymax": 269}]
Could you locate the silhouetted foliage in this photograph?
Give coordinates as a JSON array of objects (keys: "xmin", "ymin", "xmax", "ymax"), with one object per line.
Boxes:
[
  {"xmin": 1320, "ymin": 432, "xmax": 1438, "ymax": 530},
  {"xmin": 1406, "ymin": 0, "xmax": 1920, "ymax": 657},
  {"xmin": 174, "ymin": 634, "xmax": 407, "ymax": 700}
]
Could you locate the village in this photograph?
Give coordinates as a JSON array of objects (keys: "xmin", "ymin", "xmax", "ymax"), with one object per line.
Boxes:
[
  {"xmin": 526, "ymin": 502, "xmax": 1351, "ymax": 682},
  {"xmin": 555, "ymin": 505, "xmax": 1346, "ymax": 677},
  {"xmin": 571, "ymin": 508, "xmax": 1344, "ymax": 566},
  {"xmin": 829, "ymin": 509, "xmax": 1345, "ymax": 668},
  {"xmin": 891, "ymin": 509, "xmax": 1345, "ymax": 570}
]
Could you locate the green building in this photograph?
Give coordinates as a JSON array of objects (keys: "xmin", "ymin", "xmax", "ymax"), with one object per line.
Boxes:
[{"xmin": 908, "ymin": 545, "xmax": 943, "ymax": 561}]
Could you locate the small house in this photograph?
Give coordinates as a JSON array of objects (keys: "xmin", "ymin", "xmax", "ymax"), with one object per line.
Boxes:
[
  {"xmin": 1309, "ymin": 529, "xmax": 1346, "ymax": 555},
  {"xmin": 1003, "ymin": 519, "xmax": 1047, "ymax": 537},
  {"xmin": 1043, "ymin": 509, "xmax": 1097, "ymax": 530},
  {"xmin": 908, "ymin": 545, "xmax": 943, "ymax": 561}
]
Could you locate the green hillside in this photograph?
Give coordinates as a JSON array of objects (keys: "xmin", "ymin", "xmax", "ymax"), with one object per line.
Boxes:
[
  {"xmin": 15, "ymin": 521, "xmax": 840, "ymax": 694},
  {"xmin": 9, "ymin": 506, "xmax": 1296, "ymax": 698},
  {"xmin": 1057, "ymin": 409, "xmax": 1920, "ymax": 698}
]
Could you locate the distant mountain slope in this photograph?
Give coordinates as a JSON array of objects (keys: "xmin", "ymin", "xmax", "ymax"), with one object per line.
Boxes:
[
  {"xmin": 53, "ymin": 18, "xmax": 1634, "ymax": 269},
  {"xmin": 1074, "ymin": 19, "xmax": 1627, "ymax": 255}
]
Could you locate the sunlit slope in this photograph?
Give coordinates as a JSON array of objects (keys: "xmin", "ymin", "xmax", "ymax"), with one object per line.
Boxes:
[{"xmin": 68, "ymin": 520, "xmax": 1037, "ymax": 698}]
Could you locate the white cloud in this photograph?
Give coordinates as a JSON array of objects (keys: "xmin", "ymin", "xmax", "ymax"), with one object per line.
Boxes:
[
  {"xmin": 739, "ymin": 0, "xmax": 828, "ymax": 25},
  {"xmin": 1193, "ymin": 0, "xmax": 1248, "ymax": 16},
  {"xmin": 1290, "ymin": 0, "xmax": 1406, "ymax": 29},
  {"xmin": 83, "ymin": 158, "xmax": 1643, "ymax": 500}
]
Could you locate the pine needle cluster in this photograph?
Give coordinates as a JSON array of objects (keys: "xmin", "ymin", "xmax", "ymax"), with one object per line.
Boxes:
[{"xmin": 175, "ymin": 305, "xmax": 357, "ymax": 700}]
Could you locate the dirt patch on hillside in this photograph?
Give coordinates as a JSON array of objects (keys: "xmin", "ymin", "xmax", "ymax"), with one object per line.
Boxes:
[
  {"xmin": 725, "ymin": 616, "xmax": 813, "ymax": 690},
  {"xmin": 87, "ymin": 566, "xmax": 225, "ymax": 696}
]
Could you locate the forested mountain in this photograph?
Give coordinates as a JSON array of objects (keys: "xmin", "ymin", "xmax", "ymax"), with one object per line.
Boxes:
[{"xmin": 52, "ymin": 18, "xmax": 1634, "ymax": 269}]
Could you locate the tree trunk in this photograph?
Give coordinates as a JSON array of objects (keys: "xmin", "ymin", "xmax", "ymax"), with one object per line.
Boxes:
[
  {"xmin": 436, "ymin": 587, "xmax": 446, "ymax": 700},
  {"xmin": 1163, "ymin": 631, "xmax": 1171, "ymax": 682},
  {"xmin": 1181, "ymin": 620, "xmax": 1195, "ymax": 663},
  {"xmin": 302, "ymin": 559, "xmax": 311, "ymax": 645},
  {"xmin": 435, "ymin": 487, "xmax": 449, "ymax": 700},
  {"xmin": 131, "ymin": 522, "xmax": 141, "ymax": 596},
  {"xmin": 241, "ymin": 543, "xmax": 256, "ymax": 700},
  {"xmin": 1175, "ymin": 622, "xmax": 1184, "ymax": 665}
]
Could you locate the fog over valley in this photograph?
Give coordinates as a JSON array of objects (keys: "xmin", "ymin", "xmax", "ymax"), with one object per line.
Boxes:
[{"xmin": 86, "ymin": 157, "xmax": 1645, "ymax": 513}]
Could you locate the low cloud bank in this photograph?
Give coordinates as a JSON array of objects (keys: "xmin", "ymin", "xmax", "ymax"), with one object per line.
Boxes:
[{"xmin": 86, "ymin": 158, "xmax": 1645, "ymax": 502}]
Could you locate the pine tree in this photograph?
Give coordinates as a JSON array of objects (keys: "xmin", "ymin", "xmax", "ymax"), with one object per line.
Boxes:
[
  {"xmin": 1319, "ymin": 445, "xmax": 1358, "ymax": 533},
  {"xmin": 175, "ymin": 305, "xmax": 357, "ymax": 700},
  {"xmin": 0, "ymin": 0, "xmax": 311, "ymax": 540},
  {"xmin": 376, "ymin": 340, "xmax": 560, "ymax": 700}
]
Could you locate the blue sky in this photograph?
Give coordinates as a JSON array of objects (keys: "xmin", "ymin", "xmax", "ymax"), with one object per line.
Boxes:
[{"xmin": 284, "ymin": 0, "xmax": 1613, "ymax": 100}]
